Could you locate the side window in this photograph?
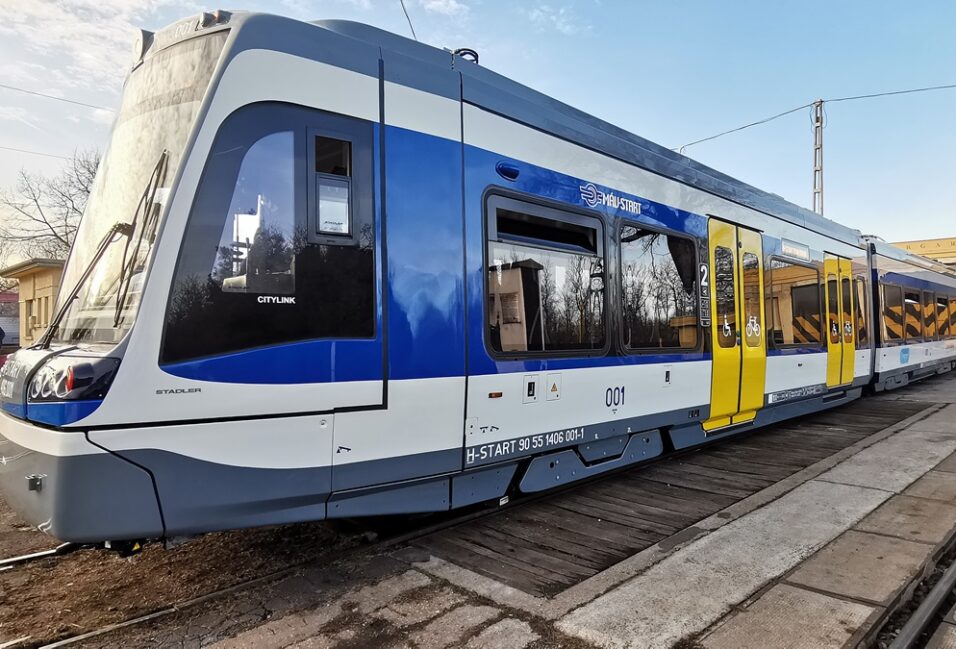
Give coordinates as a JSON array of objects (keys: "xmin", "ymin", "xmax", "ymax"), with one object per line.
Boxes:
[
  {"xmin": 162, "ymin": 104, "xmax": 375, "ymax": 365},
  {"xmin": 854, "ymin": 276, "xmax": 868, "ymax": 347},
  {"xmin": 767, "ymin": 259, "xmax": 821, "ymax": 346},
  {"xmin": 619, "ymin": 225, "xmax": 698, "ymax": 350},
  {"xmin": 950, "ymin": 298, "xmax": 956, "ymax": 339},
  {"xmin": 486, "ymin": 198, "xmax": 605, "ymax": 355},
  {"xmin": 903, "ymin": 290, "xmax": 922, "ymax": 341},
  {"xmin": 923, "ymin": 291, "xmax": 937, "ymax": 339},
  {"xmin": 313, "ymin": 135, "xmax": 352, "ymax": 236},
  {"xmin": 937, "ymin": 296, "xmax": 950, "ymax": 339},
  {"xmin": 883, "ymin": 284, "xmax": 903, "ymax": 342},
  {"xmin": 714, "ymin": 246, "xmax": 736, "ymax": 348}
]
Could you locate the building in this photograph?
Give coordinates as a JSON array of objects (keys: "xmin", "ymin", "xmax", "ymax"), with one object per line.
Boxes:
[
  {"xmin": 0, "ymin": 291, "xmax": 18, "ymax": 348},
  {"xmin": 0, "ymin": 258, "xmax": 64, "ymax": 348},
  {"xmin": 893, "ymin": 237, "xmax": 956, "ymax": 269}
]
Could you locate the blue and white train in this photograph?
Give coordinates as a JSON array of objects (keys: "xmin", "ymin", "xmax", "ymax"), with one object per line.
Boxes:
[{"xmin": 1, "ymin": 12, "xmax": 955, "ymax": 545}]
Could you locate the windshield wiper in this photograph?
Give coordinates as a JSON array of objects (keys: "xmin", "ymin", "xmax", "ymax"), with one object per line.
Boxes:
[
  {"xmin": 36, "ymin": 222, "xmax": 134, "ymax": 349},
  {"xmin": 113, "ymin": 150, "xmax": 169, "ymax": 328}
]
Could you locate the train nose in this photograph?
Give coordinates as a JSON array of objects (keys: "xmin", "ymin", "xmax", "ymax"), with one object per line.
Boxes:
[{"xmin": 0, "ymin": 411, "xmax": 163, "ymax": 543}]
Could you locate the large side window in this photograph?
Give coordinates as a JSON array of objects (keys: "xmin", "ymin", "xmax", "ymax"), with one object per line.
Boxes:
[
  {"xmin": 767, "ymin": 259, "xmax": 822, "ymax": 346},
  {"xmin": 903, "ymin": 290, "xmax": 922, "ymax": 341},
  {"xmin": 486, "ymin": 197, "xmax": 605, "ymax": 355},
  {"xmin": 937, "ymin": 296, "xmax": 950, "ymax": 339},
  {"xmin": 619, "ymin": 225, "xmax": 698, "ymax": 350},
  {"xmin": 923, "ymin": 291, "xmax": 938, "ymax": 340},
  {"xmin": 882, "ymin": 284, "xmax": 903, "ymax": 342},
  {"xmin": 162, "ymin": 104, "xmax": 375, "ymax": 365},
  {"xmin": 854, "ymin": 276, "xmax": 868, "ymax": 347}
]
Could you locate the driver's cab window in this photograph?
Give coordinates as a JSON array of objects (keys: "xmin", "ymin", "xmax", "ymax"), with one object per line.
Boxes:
[
  {"xmin": 161, "ymin": 103, "xmax": 375, "ymax": 366},
  {"xmin": 215, "ymin": 131, "xmax": 296, "ymax": 294}
]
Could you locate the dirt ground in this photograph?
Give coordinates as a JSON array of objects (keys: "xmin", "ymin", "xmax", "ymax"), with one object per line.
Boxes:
[
  {"xmin": 0, "ymin": 499, "xmax": 57, "ymax": 558},
  {"xmin": 0, "ymin": 498, "xmax": 360, "ymax": 647}
]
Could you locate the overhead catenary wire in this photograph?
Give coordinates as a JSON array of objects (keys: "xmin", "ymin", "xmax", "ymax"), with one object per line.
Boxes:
[
  {"xmin": 0, "ymin": 144, "xmax": 71, "ymax": 160},
  {"xmin": 398, "ymin": 0, "xmax": 418, "ymax": 41},
  {"xmin": 0, "ymin": 82, "xmax": 113, "ymax": 112},
  {"xmin": 674, "ymin": 82, "xmax": 956, "ymax": 153}
]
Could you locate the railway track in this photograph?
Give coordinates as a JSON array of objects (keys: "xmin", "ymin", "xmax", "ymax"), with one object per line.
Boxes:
[
  {"xmin": 0, "ymin": 543, "xmax": 80, "ymax": 572},
  {"xmin": 873, "ymin": 530, "xmax": 956, "ymax": 649}
]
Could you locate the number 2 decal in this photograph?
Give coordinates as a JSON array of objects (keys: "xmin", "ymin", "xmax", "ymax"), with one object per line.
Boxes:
[{"xmin": 699, "ymin": 262, "xmax": 709, "ymax": 289}]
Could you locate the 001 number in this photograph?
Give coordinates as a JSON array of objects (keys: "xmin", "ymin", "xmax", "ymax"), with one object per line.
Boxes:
[{"xmin": 605, "ymin": 386, "xmax": 625, "ymax": 407}]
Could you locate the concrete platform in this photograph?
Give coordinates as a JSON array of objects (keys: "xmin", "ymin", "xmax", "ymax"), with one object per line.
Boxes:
[{"xmin": 59, "ymin": 374, "xmax": 956, "ymax": 649}]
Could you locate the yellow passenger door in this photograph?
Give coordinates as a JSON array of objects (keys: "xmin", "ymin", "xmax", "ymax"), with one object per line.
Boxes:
[
  {"xmin": 704, "ymin": 220, "xmax": 767, "ymax": 431},
  {"xmin": 824, "ymin": 255, "xmax": 855, "ymax": 388}
]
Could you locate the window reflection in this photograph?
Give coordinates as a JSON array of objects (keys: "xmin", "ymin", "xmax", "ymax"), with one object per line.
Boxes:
[
  {"xmin": 620, "ymin": 226, "xmax": 698, "ymax": 349},
  {"xmin": 883, "ymin": 285, "xmax": 904, "ymax": 342},
  {"xmin": 714, "ymin": 246, "xmax": 736, "ymax": 349},
  {"xmin": 904, "ymin": 290, "xmax": 922, "ymax": 341},
  {"xmin": 214, "ymin": 131, "xmax": 296, "ymax": 294},
  {"xmin": 742, "ymin": 252, "xmax": 761, "ymax": 348},
  {"xmin": 854, "ymin": 277, "xmax": 868, "ymax": 347},
  {"xmin": 487, "ymin": 242, "xmax": 605, "ymax": 353}
]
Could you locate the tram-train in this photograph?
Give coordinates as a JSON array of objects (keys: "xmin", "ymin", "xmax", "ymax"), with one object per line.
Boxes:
[{"xmin": 1, "ymin": 12, "xmax": 955, "ymax": 545}]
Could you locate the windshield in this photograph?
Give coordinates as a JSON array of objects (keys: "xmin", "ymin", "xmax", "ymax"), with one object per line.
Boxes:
[{"xmin": 52, "ymin": 30, "xmax": 228, "ymax": 346}]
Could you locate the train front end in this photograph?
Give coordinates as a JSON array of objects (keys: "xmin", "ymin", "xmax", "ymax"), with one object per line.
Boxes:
[{"xmin": 0, "ymin": 15, "xmax": 233, "ymax": 543}]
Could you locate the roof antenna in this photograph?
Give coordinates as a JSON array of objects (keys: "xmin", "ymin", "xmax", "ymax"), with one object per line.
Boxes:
[{"xmin": 398, "ymin": 0, "xmax": 418, "ymax": 41}]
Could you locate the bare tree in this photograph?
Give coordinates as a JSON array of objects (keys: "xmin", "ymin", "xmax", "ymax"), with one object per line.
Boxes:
[{"xmin": 0, "ymin": 149, "xmax": 100, "ymax": 261}]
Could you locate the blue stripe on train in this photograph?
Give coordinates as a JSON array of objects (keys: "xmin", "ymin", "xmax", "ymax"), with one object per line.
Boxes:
[
  {"xmin": 26, "ymin": 400, "xmax": 102, "ymax": 426},
  {"xmin": 159, "ymin": 125, "xmax": 718, "ymax": 385}
]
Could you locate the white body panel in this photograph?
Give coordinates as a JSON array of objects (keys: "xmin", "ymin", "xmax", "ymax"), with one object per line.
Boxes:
[
  {"xmin": 764, "ymin": 353, "xmax": 828, "ymax": 394},
  {"xmin": 332, "ymin": 377, "xmax": 466, "ymax": 468},
  {"xmin": 0, "ymin": 411, "xmax": 104, "ymax": 457},
  {"xmin": 465, "ymin": 362, "xmax": 710, "ymax": 464},
  {"xmin": 88, "ymin": 413, "xmax": 334, "ymax": 469},
  {"xmin": 875, "ymin": 340, "xmax": 956, "ymax": 374}
]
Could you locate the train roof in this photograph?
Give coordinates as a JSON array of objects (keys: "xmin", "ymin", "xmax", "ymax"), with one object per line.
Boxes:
[
  {"xmin": 309, "ymin": 18, "xmax": 864, "ymax": 246},
  {"xmin": 869, "ymin": 237, "xmax": 956, "ymax": 279},
  {"xmin": 206, "ymin": 13, "xmax": 867, "ymax": 244}
]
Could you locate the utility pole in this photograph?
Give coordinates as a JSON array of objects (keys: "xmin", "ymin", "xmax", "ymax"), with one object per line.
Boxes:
[{"xmin": 812, "ymin": 99, "xmax": 824, "ymax": 215}]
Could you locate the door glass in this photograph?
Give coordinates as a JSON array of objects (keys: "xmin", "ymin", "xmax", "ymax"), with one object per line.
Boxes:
[
  {"xmin": 714, "ymin": 246, "xmax": 736, "ymax": 348},
  {"xmin": 827, "ymin": 275, "xmax": 840, "ymax": 344},
  {"xmin": 742, "ymin": 252, "xmax": 761, "ymax": 347},
  {"xmin": 841, "ymin": 277, "xmax": 853, "ymax": 343}
]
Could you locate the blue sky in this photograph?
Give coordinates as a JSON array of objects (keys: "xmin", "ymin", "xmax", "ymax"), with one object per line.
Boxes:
[{"xmin": 1, "ymin": 0, "xmax": 953, "ymax": 242}]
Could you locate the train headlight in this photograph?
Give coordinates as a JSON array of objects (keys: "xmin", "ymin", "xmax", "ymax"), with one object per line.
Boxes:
[{"xmin": 28, "ymin": 356, "xmax": 120, "ymax": 403}]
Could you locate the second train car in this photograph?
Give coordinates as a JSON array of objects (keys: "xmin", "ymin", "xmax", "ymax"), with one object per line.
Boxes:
[{"xmin": 1, "ymin": 12, "xmax": 955, "ymax": 545}]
